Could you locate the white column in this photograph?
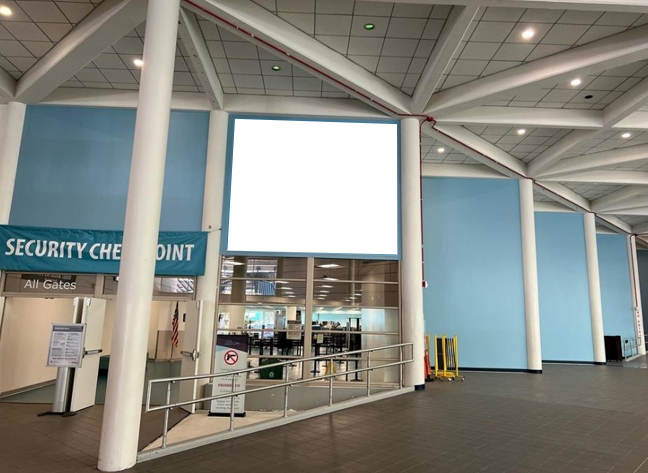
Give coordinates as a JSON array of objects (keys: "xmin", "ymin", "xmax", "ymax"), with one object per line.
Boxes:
[
  {"xmin": 583, "ymin": 213, "xmax": 606, "ymax": 364},
  {"xmin": 400, "ymin": 117, "xmax": 425, "ymax": 389},
  {"xmin": 196, "ymin": 110, "xmax": 228, "ymax": 381},
  {"xmin": 518, "ymin": 179, "xmax": 542, "ymax": 373},
  {"xmin": 98, "ymin": 1, "xmax": 181, "ymax": 471},
  {"xmin": 628, "ymin": 235, "xmax": 646, "ymax": 355},
  {"xmin": 0, "ymin": 102, "xmax": 27, "ymax": 223}
]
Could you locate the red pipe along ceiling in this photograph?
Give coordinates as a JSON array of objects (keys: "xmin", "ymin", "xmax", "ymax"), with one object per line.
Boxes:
[{"xmin": 183, "ymin": 0, "xmax": 634, "ymax": 258}]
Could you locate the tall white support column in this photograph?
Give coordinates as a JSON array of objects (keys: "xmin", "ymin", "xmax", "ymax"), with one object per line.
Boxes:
[
  {"xmin": 584, "ymin": 213, "xmax": 606, "ymax": 364},
  {"xmin": 628, "ymin": 235, "xmax": 646, "ymax": 355},
  {"xmin": 0, "ymin": 102, "xmax": 27, "ymax": 223},
  {"xmin": 400, "ymin": 117, "xmax": 425, "ymax": 389},
  {"xmin": 518, "ymin": 179, "xmax": 542, "ymax": 373},
  {"xmin": 196, "ymin": 110, "xmax": 228, "ymax": 382},
  {"xmin": 98, "ymin": 1, "xmax": 181, "ymax": 471}
]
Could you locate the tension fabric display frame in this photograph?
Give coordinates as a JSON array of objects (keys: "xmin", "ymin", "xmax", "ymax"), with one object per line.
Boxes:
[
  {"xmin": 220, "ymin": 115, "xmax": 402, "ymax": 260},
  {"xmin": 0, "ymin": 225, "xmax": 208, "ymax": 276}
]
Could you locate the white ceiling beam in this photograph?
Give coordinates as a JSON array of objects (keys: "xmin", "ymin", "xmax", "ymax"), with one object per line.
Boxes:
[
  {"xmin": 178, "ymin": 8, "xmax": 223, "ymax": 110},
  {"xmin": 596, "ymin": 215, "xmax": 633, "ymax": 234},
  {"xmin": 422, "ymin": 163, "xmax": 507, "ymax": 179},
  {"xmin": 633, "ymin": 221, "xmax": 648, "ymax": 234},
  {"xmin": 537, "ymin": 144, "xmax": 648, "ymax": 178},
  {"xmin": 534, "ymin": 181, "xmax": 591, "ymax": 213},
  {"xmin": 535, "ymin": 201, "xmax": 576, "ymax": 213},
  {"xmin": 15, "ymin": 0, "xmax": 147, "ymax": 104},
  {"xmin": 41, "ymin": 88, "xmax": 212, "ymax": 110},
  {"xmin": 435, "ymin": 107, "xmax": 602, "ymax": 129},
  {"xmin": 603, "ymin": 207, "xmax": 648, "ymax": 216},
  {"xmin": 425, "ymin": 24, "xmax": 648, "ymax": 116},
  {"xmin": 602, "ymin": 76, "xmax": 648, "ymax": 127},
  {"xmin": 591, "ymin": 186, "xmax": 648, "ymax": 213},
  {"xmin": 424, "ymin": 123, "xmax": 527, "ymax": 178},
  {"xmin": 187, "ymin": 0, "xmax": 411, "ymax": 116},
  {"xmin": 0, "ymin": 68, "xmax": 16, "ymax": 101},
  {"xmin": 411, "ymin": 5, "xmax": 478, "ymax": 114},
  {"xmin": 528, "ymin": 130, "xmax": 600, "ymax": 176},
  {"xmin": 616, "ymin": 112, "xmax": 648, "ymax": 130},
  {"xmin": 359, "ymin": 0, "xmax": 648, "ymax": 13},
  {"xmin": 545, "ymin": 170, "xmax": 648, "ymax": 186}
]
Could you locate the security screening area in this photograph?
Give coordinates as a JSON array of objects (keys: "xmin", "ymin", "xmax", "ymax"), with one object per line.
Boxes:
[{"xmin": 2, "ymin": 0, "xmax": 648, "ymax": 472}]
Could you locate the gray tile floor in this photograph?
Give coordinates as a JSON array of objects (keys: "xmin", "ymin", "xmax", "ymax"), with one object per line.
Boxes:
[{"xmin": 3, "ymin": 363, "xmax": 648, "ymax": 472}]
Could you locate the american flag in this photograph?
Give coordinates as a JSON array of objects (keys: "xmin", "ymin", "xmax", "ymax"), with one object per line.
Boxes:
[{"xmin": 171, "ymin": 302, "xmax": 179, "ymax": 348}]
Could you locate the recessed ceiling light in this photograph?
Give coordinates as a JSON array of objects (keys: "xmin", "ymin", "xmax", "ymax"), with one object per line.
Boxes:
[
  {"xmin": 437, "ymin": 147, "xmax": 445, "ymax": 153},
  {"xmin": 622, "ymin": 132, "xmax": 632, "ymax": 139},
  {"xmin": 517, "ymin": 129, "xmax": 526, "ymax": 135},
  {"xmin": 0, "ymin": 5, "xmax": 12, "ymax": 16},
  {"xmin": 364, "ymin": 23, "xmax": 375, "ymax": 30},
  {"xmin": 570, "ymin": 78, "xmax": 582, "ymax": 87},
  {"xmin": 288, "ymin": 295, "xmax": 296, "ymax": 298},
  {"xmin": 281, "ymin": 287, "xmax": 293, "ymax": 290},
  {"xmin": 521, "ymin": 28, "xmax": 535, "ymax": 39},
  {"xmin": 323, "ymin": 277, "xmax": 338, "ymax": 281},
  {"xmin": 319, "ymin": 290, "xmax": 329, "ymax": 293},
  {"xmin": 271, "ymin": 65, "xmax": 281, "ymax": 71},
  {"xmin": 133, "ymin": 58, "xmax": 144, "ymax": 67},
  {"xmin": 320, "ymin": 285, "xmax": 333, "ymax": 288},
  {"xmin": 318, "ymin": 263, "xmax": 341, "ymax": 269},
  {"xmin": 230, "ymin": 261, "xmax": 245, "ymax": 266}
]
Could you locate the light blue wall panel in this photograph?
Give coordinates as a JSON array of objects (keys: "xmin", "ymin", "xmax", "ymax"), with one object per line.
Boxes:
[
  {"xmin": 597, "ymin": 234, "xmax": 635, "ymax": 341},
  {"xmin": 10, "ymin": 106, "xmax": 209, "ymax": 231},
  {"xmin": 422, "ymin": 178, "xmax": 527, "ymax": 370},
  {"xmin": 535, "ymin": 212, "xmax": 593, "ymax": 362},
  {"xmin": 637, "ymin": 250, "xmax": 648, "ymax": 331}
]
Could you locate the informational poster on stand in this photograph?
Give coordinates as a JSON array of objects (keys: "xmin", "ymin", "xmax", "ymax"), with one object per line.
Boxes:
[
  {"xmin": 287, "ymin": 320, "xmax": 301, "ymax": 340},
  {"xmin": 46, "ymin": 324, "xmax": 86, "ymax": 368},
  {"xmin": 210, "ymin": 335, "xmax": 249, "ymax": 416}
]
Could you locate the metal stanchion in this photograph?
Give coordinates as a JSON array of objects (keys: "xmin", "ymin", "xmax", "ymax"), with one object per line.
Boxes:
[
  {"xmin": 398, "ymin": 346, "xmax": 403, "ymax": 388},
  {"xmin": 328, "ymin": 376, "xmax": 333, "ymax": 406},
  {"xmin": 366, "ymin": 351, "xmax": 371, "ymax": 396},
  {"xmin": 283, "ymin": 361, "xmax": 290, "ymax": 418},
  {"xmin": 162, "ymin": 382, "xmax": 172, "ymax": 448},
  {"xmin": 229, "ymin": 374, "xmax": 236, "ymax": 431}
]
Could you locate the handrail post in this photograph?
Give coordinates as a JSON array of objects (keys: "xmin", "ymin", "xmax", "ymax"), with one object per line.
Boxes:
[
  {"xmin": 328, "ymin": 375, "xmax": 333, "ymax": 406},
  {"xmin": 283, "ymin": 361, "xmax": 290, "ymax": 418},
  {"xmin": 398, "ymin": 345, "xmax": 403, "ymax": 388},
  {"xmin": 366, "ymin": 351, "xmax": 371, "ymax": 397},
  {"xmin": 229, "ymin": 374, "xmax": 236, "ymax": 432},
  {"xmin": 162, "ymin": 381, "xmax": 172, "ymax": 448}
]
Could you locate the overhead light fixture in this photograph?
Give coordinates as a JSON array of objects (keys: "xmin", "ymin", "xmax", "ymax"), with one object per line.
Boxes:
[
  {"xmin": 323, "ymin": 277, "xmax": 338, "ymax": 281},
  {"xmin": 521, "ymin": 28, "xmax": 535, "ymax": 40},
  {"xmin": 271, "ymin": 65, "xmax": 281, "ymax": 71},
  {"xmin": 281, "ymin": 287, "xmax": 293, "ymax": 290},
  {"xmin": 275, "ymin": 280, "xmax": 289, "ymax": 284},
  {"xmin": 517, "ymin": 129, "xmax": 526, "ymax": 135},
  {"xmin": 0, "ymin": 5, "xmax": 12, "ymax": 16},
  {"xmin": 288, "ymin": 295, "xmax": 296, "ymax": 298},
  {"xmin": 230, "ymin": 261, "xmax": 245, "ymax": 266},
  {"xmin": 133, "ymin": 58, "xmax": 144, "ymax": 67},
  {"xmin": 437, "ymin": 147, "xmax": 445, "ymax": 153},
  {"xmin": 320, "ymin": 290, "xmax": 330, "ymax": 293},
  {"xmin": 622, "ymin": 132, "xmax": 632, "ymax": 139},
  {"xmin": 321, "ymin": 285, "xmax": 333, "ymax": 288},
  {"xmin": 318, "ymin": 263, "xmax": 341, "ymax": 269},
  {"xmin": 570, "ymin": 78, "xmax": 582, "ymax": 87},
  {"xmin": 364, "ymin": 23, "xmax": 375, "ymax": 30}
]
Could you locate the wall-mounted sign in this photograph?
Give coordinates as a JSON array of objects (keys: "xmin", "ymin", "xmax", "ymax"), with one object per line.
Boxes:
[
  {"xmin": 3, "ymin": 272, "xmax": 97, "ymax": 295},
  {"xmin": 46, "ymin": 323, "xmax": 86, "ymax": 368},
  {"xmin": 0, "ymin": 225, "xmax": 207, "ymax": 276}
]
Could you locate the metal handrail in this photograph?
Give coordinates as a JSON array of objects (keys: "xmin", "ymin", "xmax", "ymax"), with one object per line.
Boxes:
[{"xmin": 145, "ymin": 342, "xmax": 413, "ymax": 449}]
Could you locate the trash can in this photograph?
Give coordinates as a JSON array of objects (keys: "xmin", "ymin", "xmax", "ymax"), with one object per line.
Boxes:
[{"xmin": 259, "ymin": 358, "xmax": 283, "ymax": 379}]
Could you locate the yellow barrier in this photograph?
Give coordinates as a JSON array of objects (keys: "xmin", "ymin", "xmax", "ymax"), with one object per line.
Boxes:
[{"xmin": 433, "ymin": 334, "xmax": 464, "ymax": 381}]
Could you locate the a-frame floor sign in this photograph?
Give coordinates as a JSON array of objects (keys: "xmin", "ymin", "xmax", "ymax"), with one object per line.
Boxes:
[{"xmin": 179, "ymin": 300, "xmax": 203, "ymax": 414}]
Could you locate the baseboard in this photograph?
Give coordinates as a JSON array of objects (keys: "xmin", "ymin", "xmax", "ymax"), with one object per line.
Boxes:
[
  {"xmin": 543, "ymin": 360, "xmax": 597, "ymax": 365},
  {"xmin": 459, "ymin": 367, "xmax": 528, "ymax": 373},
  {"xmin": 0, "ymin": 379, "xmax": 56, "ymax": 398}
]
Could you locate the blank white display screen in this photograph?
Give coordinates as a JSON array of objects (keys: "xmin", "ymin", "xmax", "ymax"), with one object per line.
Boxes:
[{"xmin": 225, "ymin": 118, "xmax": 399, "ymax": 257}]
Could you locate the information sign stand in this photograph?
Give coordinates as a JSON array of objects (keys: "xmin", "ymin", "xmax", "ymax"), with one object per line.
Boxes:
[{"xmin": 209, "ymin": 335, "xmax": 249, "ymax": 417}]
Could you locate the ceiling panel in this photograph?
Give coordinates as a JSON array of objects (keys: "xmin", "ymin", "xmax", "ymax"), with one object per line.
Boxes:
[
  {"xmin": 562, "ymin": 182, "xmax": 625, "ymax": 200},
  {"xmin": 0, "ymin": 0, "xmax": 103, "ymax": 79},
  {"xmin": 252, "ymin": 0, "xmax": 451, "ymax": 96},
  {"xmin": 439, "ymin": 7, "xmax": 648, "ymax": 92},
  {"xmin": 564, "ymin": 129, "xmax": 648, "ymax": 158},
  {"xmin": 463, "ymin": 125, "xmax": 572, "ymax": 163},
  {"xmin": 422, "ymin": 135, "xmax": 478, "ymax": 164},
  {"xmin": 617, "ymin": 215, "xmax": 648, "ymax": 225}
]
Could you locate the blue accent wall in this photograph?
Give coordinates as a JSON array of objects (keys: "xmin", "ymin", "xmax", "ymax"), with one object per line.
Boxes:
[
  {"xmin": 422, "ymin": 178, "xmax": 527, "ymax": 370},
  {"xmin": 535, "ymin": 212, "xmax": 593, "ymax": 362},
  {"xmin": 597, "ymin": 234, "xmax": 635, "ymax": 341},
  {"xmin": 10, "ymin": 105, "xmax": 209, "ymax": 231}
]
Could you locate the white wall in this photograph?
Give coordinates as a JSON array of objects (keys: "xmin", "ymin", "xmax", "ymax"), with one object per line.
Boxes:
[{"xmin": 0, "ymin": 297, "xmax": 75, "ymax": 394}]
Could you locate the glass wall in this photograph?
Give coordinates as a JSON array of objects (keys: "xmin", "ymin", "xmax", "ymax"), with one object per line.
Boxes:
[{"xmin": 216, "ymin": 256, "xmax": 400, "ymax": 383}]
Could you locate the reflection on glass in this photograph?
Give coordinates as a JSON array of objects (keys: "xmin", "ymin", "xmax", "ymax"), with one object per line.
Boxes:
[
  {"xmin": 314, "ymin": 259, "xmax": 399, "ymax": 282},
  {"xmin": 220, "ymin": 256, "xmax": 307, "ymax": 280},
  {"xmin": 104, "ymin": 276, "xmax": 195, "ymax": 297},
  {"xmin": 313, "ymin": 282, "xmax": 398, "ymax": 307},
  {"xmin": 219, "ymin": 279, "xmax": 306, "ymax": 305}
]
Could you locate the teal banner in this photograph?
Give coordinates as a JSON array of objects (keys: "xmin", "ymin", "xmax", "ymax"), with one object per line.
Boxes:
[{"xmin": 0, "ymin": 225, "xmax": 207, "ymax": 276}]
